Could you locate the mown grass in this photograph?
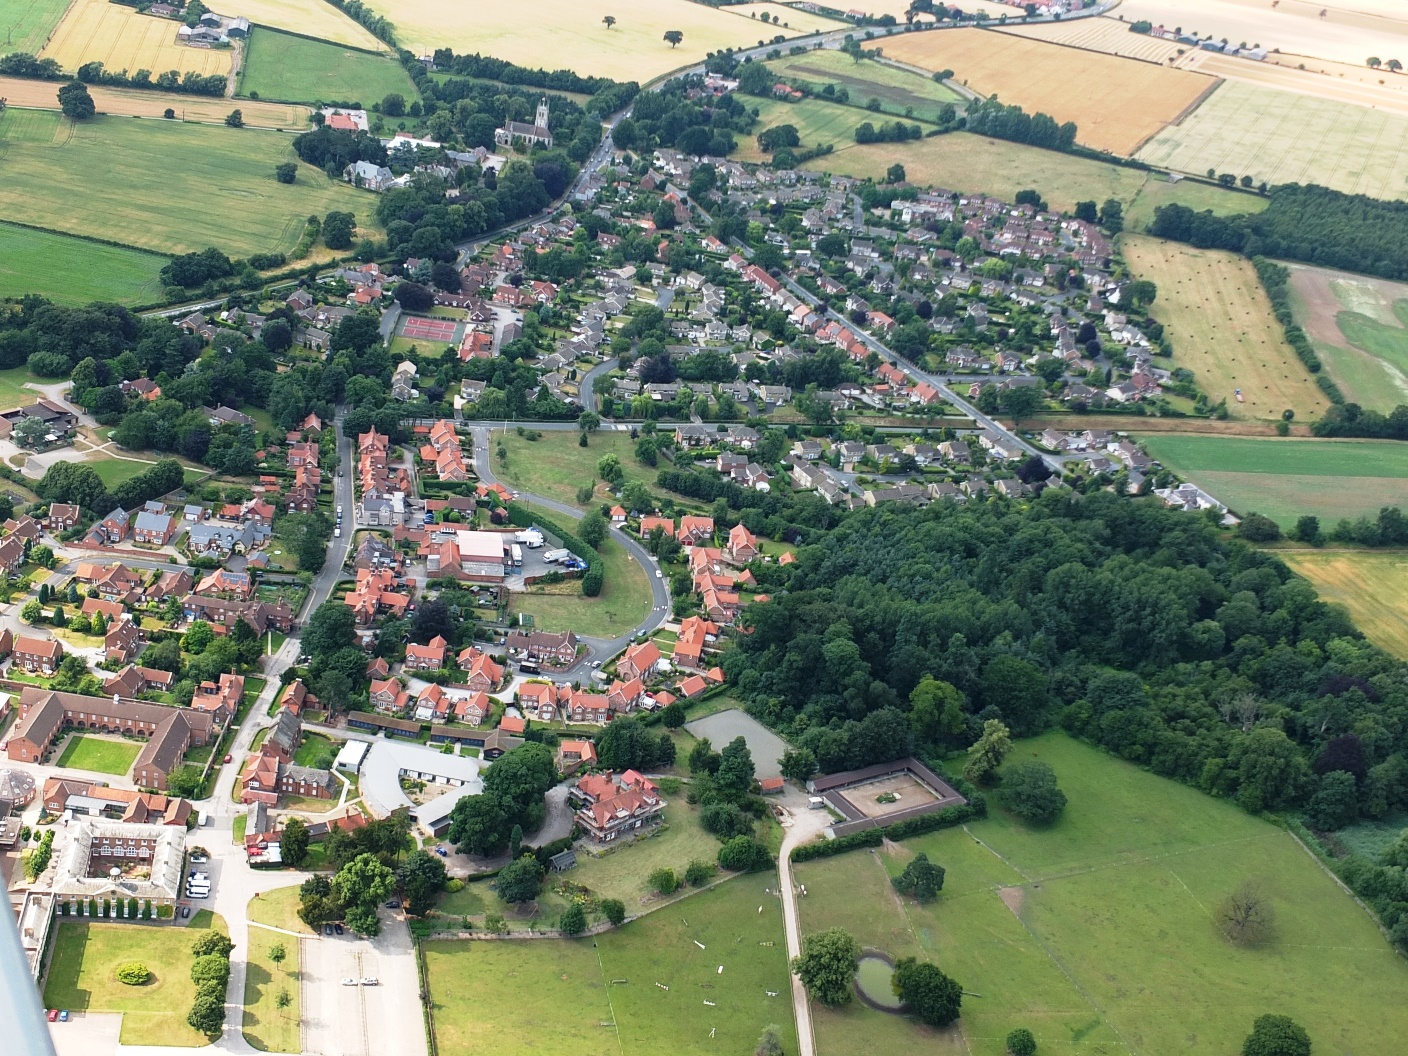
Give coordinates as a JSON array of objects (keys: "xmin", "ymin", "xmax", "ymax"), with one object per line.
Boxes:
[
  {"xmin": 795, "ymin": 733, "xmax": 1408, "ymax": 1056},
  {"xmin": 55, "ymin": 734, "xmax": 141, "ymax": 775},
  {"xmin": 489, "ymin": 428, "xmax": 653, "ymax": 508},
  {"xmin": 239, "ymin": 27, "xmax": 416, "ymax": 105},
  {"xmin": 0, "ymin": 222, "xmax": 166, "ymax": 305},
  {"xmin": 242, "ymin": 926, "xmax": 301, "ymax": 1053},
  {"xmin": 511, "ymin": 520, "xmax": 652, "ymax": 639},
  {"xmin": 766, "ymin": 50, "xmax": 962, "ymax": 121}
]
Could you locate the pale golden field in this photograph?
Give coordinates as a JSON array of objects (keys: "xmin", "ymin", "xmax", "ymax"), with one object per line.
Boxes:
[
  {"xmin": 362, "ymin": 0, "xmax": 821, "ymax": 82},
  {"xmin": 725, "ymin": 2, "xmax": 849, "ymax": 35},
  {"xmin": 1176, "ymin": 48, "xmax": 1408, "ymax": 116},
  {"xmin": 1122, "ymin": 233, "xmax": 1328, "ymax": 422},
  {"xmin": 881, "ymin": 28, "xmax": 1215, "ymax": 155},
  {"xmin": 1282, "ymin": 551, "xmax": 1408, "ymax": 659},
  {"xmin": 1114, "ymin": 0, "xmax": 1408, "ymax": 67},
  {"xmin": 225, "ymin": 0, "xmax": 384, "ymax": 50},
  {"xmin": 0, "ymin": 74, "xmax": 308, "ymax": 127},
  {"xmin": 43, "ymin": 0, "xmax": 231, "ymax": 77},
  {"xmin": 997, "ymin": 15, "xmax": 1184, "ymax": 64}
]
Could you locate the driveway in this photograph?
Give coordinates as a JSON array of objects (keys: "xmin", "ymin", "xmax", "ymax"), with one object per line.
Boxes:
[{"xmin": 301, "ymin": 917, "xmax": 426, "ymax": 1056}]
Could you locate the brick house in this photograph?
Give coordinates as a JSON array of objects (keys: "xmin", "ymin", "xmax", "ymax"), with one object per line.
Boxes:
[
  {"xmin": 404, "ymin": 635, "xmax": 448, "ymax": 671},
  {"xmin": 13, "ymin": 635, "xmax": 62, "ymax": 675},
  {"xmin": 572, "ymin": 770, "xmax": 665, "ymax": 842},
  {"xmin": 617, "ymin": 641, "xmax": 664, "ymax": 683}
]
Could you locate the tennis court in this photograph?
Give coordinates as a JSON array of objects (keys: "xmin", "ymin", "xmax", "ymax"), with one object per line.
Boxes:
[{"xmin": 400, "ymin": 316, "xmax": 458, "ymax": 342}]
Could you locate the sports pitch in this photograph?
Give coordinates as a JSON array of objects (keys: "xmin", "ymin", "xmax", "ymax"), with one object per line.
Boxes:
[
  {"xmin": 423, "ymin": 873, "xmax": 795, "ymax": 1056},
  {"xmin": 0, "ymin": 109, "xmax": 376, "ymax": 257},
  {"xmin": 1136, "ymin": 79, "xmax": 1408, "ymax": 201},
  {"xmin": 43, "ymin": 0, "xmax": 231, "ymax": 78},
  {"xmin": 796, "ymin": 733, "xmax": 1408, "ymax": 1056},
  {"xmin": 238, "ymin": 27, "xmax": 416, "ymax": 105},
  {"xmin": 1138, "ymin": 433, "xmax": 1408, "ymax": 526}
]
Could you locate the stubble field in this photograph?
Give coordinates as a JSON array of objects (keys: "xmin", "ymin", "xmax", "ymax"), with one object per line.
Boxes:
[
  {"xmin": 1122, "ymin": 234, "xmax": 1326, "ymax": 421},
  {"xmin": 221, "ymin": 0, "xmax": 384, "ymax": 50},
  {"xmin": 796, "ymin": 733, "xmax": 1408, "ymax": 1056},
  {"xmin": 881, "ymin": 27, "xmax": 1215, "ymax": 155},
  {"xmin": 1176, "ymin": 48, "xmax": 1408, "ymax": 116},
  {"xmin": 1282, "ymin": 550, "xmax": 1408, "ymax": 658},
  {"xmin": 0, "ymin": 74, "xmax": 307, "ymax": 126},
  {"xmin": 1135, "ymin": 79, "xmax": 1408, "ymax": 200},
  {"xmin": 996, "ymin": 15, "xmax": 1184, "ymax": 64},
  {"xmin": 0, "ymin": 109, "xmax": 375, "ymax": 257},
  {"xmin": 43, "ymin": 0, "xmax": 231, "ymax": 78}
]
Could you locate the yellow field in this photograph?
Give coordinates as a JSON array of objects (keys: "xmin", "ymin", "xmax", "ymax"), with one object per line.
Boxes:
[
  {"xmin": 362, "ymin": 0, "xmax": 822, "ymax": 81},
  {"xmin": 43, "ymin": 0, "xmax": 231, "ymax": 78},
  {"xmin": 725, "ymin": 3, "xmax": 849, "ymax": 34},
  {"xmin": 881, "ymin": 28, "xmax": 1215, "ymax": 155},
  {"xmin": 225, "ymin": 0, "xmax": 384, "ymax": 50},
  {"xmin": 1282, "ymin": 551, "xmax": 1408, "ymax": 658},
  {"xmin": 0, "ymin": 74, "xmax": 308, "ymax": 127},
  {"xmin": 1176, "ymin": 48, "xmax": 1408, "ymax": 116},
  {"xmin": 1122, "ymin": 233, "xmax": 1329, "ymax": 422},
  {"xmin": 996, "ymin": 15, "xmax": 1185, "ymax": 64}
]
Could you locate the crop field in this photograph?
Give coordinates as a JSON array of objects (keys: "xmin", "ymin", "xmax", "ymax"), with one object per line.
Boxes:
[
  {"xmin": 1136, "ymin": 79, "xmax": 1408, "ymax": 200},
  {"xmin": 0, "ymin": 221, "xmax": 165, "ymax": 304},
  {"xmin": 996, "ymin": 15, "xmax": 1185, "ymax": 64},
  {"xmin": 766, "ymin": 50, "xmax": 962, "ymax": 122},
  {"xmin": 1123, "ymin": 173, "xmax": 1267, "ymax": 232},
  {"xmin": 424, "ymin": 873, "xmax": 794, "ymax": 1056},
  {"xmin": 1121, "ymin": 234, "xmax": 1326, "ymax": 421},
  {"xmin": 223, "ymin": 0, "xmax": 384, "ymax": 50},
  {"xmin": 1282, "ymin": 551, "xmax": 1408, "ymax": 658},
  {"xmin": 0, "ymin": 74, "xmax": 307, "ymax": 127},
  {"xmin": 1285, "ymin": 263, "xmax": 1408, "ymax": 412},
  {"xmin": 44, "ymin": 914, "xmax": 229, "ymax": 1046},
  {"xmin": 0, "ymin": 0, "xmax": 72, "ymax": 55},
  {"xmin": 0, "ymin": 109, "xmax": 375, "ymax": 257},
  {"xmin": 1176, "ymin": 48, "xmax": 1408, "ymax": 117},
  {"xmin": 881, "ymin": 28, "xmax": 1215, "ymax": 155},
  {"xmin": 726, "ymin": 3, "xmax": 848, "ymax": 34},
  {"xmin": 1113, "ymin": 0, "xmax": 1408, "ymax": 68},
  {"xmin": 1138, "ymin": 434, "xmax": 1408, "ymax": 526},
  {"xmin": 796, "ymin": 733, "xmax": 1408, "ymax": 1056},
  {"xmin": 238, "ymin": 27, "xmax": 416, "ymax": 105},
  {"xmin": 362, "ymin": 0, "xmax": 821, "ymax": 82},
  {"xmin": 43, "ymin": 0, "xmax": 231, "ymax": 78}
]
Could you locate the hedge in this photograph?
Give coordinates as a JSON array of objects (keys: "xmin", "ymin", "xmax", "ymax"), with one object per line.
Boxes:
[
  {"xmin": 505, "ymin": 501, "xmax": 605, "ymax": 598},
  {"xmin": 790, "ymin": 796, "xmax": 985, "ymax": 863}
]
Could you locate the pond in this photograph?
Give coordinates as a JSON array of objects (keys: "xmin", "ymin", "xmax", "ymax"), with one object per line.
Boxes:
[{"xmin": 854, "ymin": 954, "xmax": 904, "ymax": 1010}]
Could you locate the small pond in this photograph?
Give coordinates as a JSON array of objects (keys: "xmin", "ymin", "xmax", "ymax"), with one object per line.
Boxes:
[{"xmin": 854, "ymin": 954, "xmax": 904, "ymax": 1011}]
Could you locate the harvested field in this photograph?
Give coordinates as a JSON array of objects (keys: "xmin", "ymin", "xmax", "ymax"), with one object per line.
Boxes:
[
  {"xmin": 1286, "ymin": 263, "xmax": 1408, "ymax": 412},
  {"xmin": 1113, "ymin": 0, "xmax": 1408, "ymax": 68},
  {"xmin": 1282, "ymin": 551, "xmax": 1408, "ymax": 658},
  {"xmin": 726, "ymin": 2, "xmax": 849, "ymax": 34},
  {"xmin": 766, "ymin": 49, "xmax": 962, "ymax": 122},
  {"xmin": 0, "ymin": 74, "xmax": 307, "ymax": 127},
  {"xmin": 881, "ymin": 27, "xmax": 1215, "ymax": 155},
  {"xmin": 361, "ymin": 0, "xmax": 823, "ymax": 82},
  {"xmin": 997, "ymin": 15, "xmax": 1185, "ymax": 64},
  {"xmin": 0, "ymin": 0, "xmax": 72, "ymax": 55},
  {"xmin": 1122, "ymin": 234, "xmax": 1328, "ymax": 421},
  {"xmin": 43, "ymin": 0, "xmax": 231, "ymax": 77},
  {"xmin": 1136, "ymin": 79, "xmax": 1408, "ymax": 200},
  {"xmin": 1176, "ymin": 48, "xmax": 1408, "ymax": 117},
  {"xmin": 222, "ymin": 0, "xmax": 384, "ymax": 50}
]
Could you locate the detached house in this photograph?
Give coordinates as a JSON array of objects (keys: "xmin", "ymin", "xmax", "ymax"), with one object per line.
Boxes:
[
  {"xmin": 13, "ymin": 635, "xmax": 62, "ymax": 675},
  {"xmin": 573, "ymin": 770, "xmax": 666, "ymax": 843},
  {"xmin": 404, "ymin": 635, "xmax": 448, "ymax": 672}
]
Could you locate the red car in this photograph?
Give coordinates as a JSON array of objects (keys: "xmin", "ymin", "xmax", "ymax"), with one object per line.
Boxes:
[
  {"xmin": 223, "ymin": 754, "xmax": 232, "ymax": 764},
  {"xmin": 47, "ymin": 1010, "xmax": 58, "ymax": 1022}
]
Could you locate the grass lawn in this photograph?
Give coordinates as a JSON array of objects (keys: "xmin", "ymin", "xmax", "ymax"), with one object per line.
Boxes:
[
  {"xmin": 1138, "ymin": 434, "xmax": 1408, "ymax": 527},
  {"xmin": 239, "ymin": 27, "xmax": 417, "ymax": 105},
  {"xmin": 247, "ymin": 886, "xmax": 316, "ymax": 935},
  {"xmin": 0, "ymin": 109, "xmax": 379, "ymax": 258},
  {"xmin": 55, "ymin": 734, "xmax": 141, "ymax": 775},
  {"xmin": 424, "ymin": 873, "xmax": 793, "ymax": 1056},
  {"xmin": 292, "ymin": 731, "xmax": 337, "ymax": 767},
  {"xmin": 766, "ymin": 49, "xmax": 961, "ymax": 122},
  {"xmin": 489, "ymin": 428, "xmax": 652, "ymax": 508},
  {"xmin": 43, "ymin": 914, "xmax": 228, "ymax": 1046},
  {"xmin": 0, "ymin": 222, "xmax": 166, "ymax": 305},
  {"xmin": 243, "ymin": 926, "xmax": 301, "ymax": 1053},
  {"xmin": 511, "ymin": 520, "xmax": 652, "ymax": 639},
  {"xmin": 735, "ymin": 96, "xmax": 925, "ymax": 163},
  {"xmin": 796, "ymin": 733, "xmax": 1408, "ymax": 1056},
  {"xmin": 0, "ymin": 366, "xmax": 47, "ymax": 410},
  {"xmin": 234, "ymin": 814, "xmax": 248, "ymax": 845},
  {"xmin": 0, "ymin": 0, "xmax": 73, "ymax": 53},
  {"xmin": 1281, "ymin": 550, "xmax": 1408, "ymax": 658}
]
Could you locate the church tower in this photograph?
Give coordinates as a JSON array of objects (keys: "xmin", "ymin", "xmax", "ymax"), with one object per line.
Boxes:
[{"xmin": 535, "ymin": 97, "xmax": 550, "ymax": 132}]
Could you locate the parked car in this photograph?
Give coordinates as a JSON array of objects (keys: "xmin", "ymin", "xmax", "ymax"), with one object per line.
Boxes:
[
  {"xmin": 323, "ymin": 924, "xmax": 334, "ymax": 936},
  {"xmin": 190, "ymin": 854, "xmax": 208, "ymax": 864},
  {"xmin": 360, "ymin": 977, "xmax": 379, "ymax": 986},
  {"xmin": 223, "ymin": 754, "xmax": 232, "ymax": 764},
  {"xmin": 333, "ymin": 923, "xmax": 344, "ymax": 935},
  {"xmin": 181, "ymin": 906, "xmax": 191, "ymax": 919},
  {"xmin": 434, "ymin": 846, "xmax": 448, "ymax": 858},
  {"xmin": 58, "ymin": 1011, "xmax": 69, "ymax": 1023},
  {"xmin": 384, "ymin": 899, "xmax": 400, "ymax": 909},
  {"xmin": 47, "ymin": 1010, "xmax": 57, "ymax": 1022},
  {"xmin": 341, "ymin": 978, "xmax": 358, "ymax": 987}
]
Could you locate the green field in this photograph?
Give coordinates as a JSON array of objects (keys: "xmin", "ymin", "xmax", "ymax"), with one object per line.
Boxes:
[
  {"xmin": 490, "ymin": 429, "xmax": 654, "ymax": 508},
  {"xmin": 56, "ymin": 733, "xmax": 142, "ymax": 775},
  {"xmin": 797, "ymin": 734, "xmax": 1408, "ymax": 1056},
  {"xmin": 1139, "ymin": 434, "xmax": 1408, "ymax": 527},
  {"xmin": 0, "ymin": 366, "xmax": 46, "ymax": 410},
  {"xmin": 0, "ymin": 109, "xmax": 378, "ymax": 257},
  {"xmin": 239, "ymin": 27, "xmax": 417, "ymax": 105},
  {"xmin": 736, "ymin": 96, "xmax": 929, "ymax": 163},
  {"xmin": 1136, "ymin": 79, "xmax": 1408, "ymax": 202},
  {"xmin": 243, "ymin": 921, "xmax": 301, "ymax": 1053},
  {"xmin": 0, "ymin": 0, "xmax": 72, "ymax": 54},
  {"xmin": 0, "ymin": 221, "xmax": 167, "ymax": 305},
  {"xmin": 1124, "ymin": 176, "xmax": 1268, "ymax": 234},
  {"xmin": 765, "ymin": 50, "xmax": 962, "ymax": 122},
  {"xmin": 511, "ymin": 525, "xmax": 651, "ymax": 639},
  {"xmin": 44, "ymin": 914, "xmax": 229, "ymax": 1046},
  {"xmin": 424, "ymin": 873, "xmax": 794, "ymax": 1056},
  {"xmin": 1285, "ymin": 265, "xmax": 1408, "ymax": 412}
]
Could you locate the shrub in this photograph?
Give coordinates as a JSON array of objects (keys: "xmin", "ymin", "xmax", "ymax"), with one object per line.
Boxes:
[
  {"xmin": 116, "ymin": 962, "xmax": 150, "ymax": 986},
  {"xmin": 602, "ymin": 898, "xmax": 626, "ymax": 926},
  {"xmin": 718, "ymin": 835, "xmax": 773, "ymax": 872},
  {"xmin": 684, "ymin": 859, "xmax": 716, "ymax": 887},
  {"xmin": 445, "ymin": 878, "xmax": 466, "ymax": 893},
  {"xmin": 649, "ymin": 867, "xmax": 678, "ymax": 895},
  {"xmin": 1006, "ymin": 1027, "xmax": 1037, "ymax": 1055},
  {"xmin": 560, "ymin": 902, "xmax": 586, "ymax": 936}
]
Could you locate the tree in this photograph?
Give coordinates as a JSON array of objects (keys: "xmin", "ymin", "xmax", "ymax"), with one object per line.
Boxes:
[
  {"xmin": 304, "ymin": 601, "xmax": 357, "ymax": 658},
  {"xmin": 909, "ymin": 676, "xmax": 966, "ymax": 746},
  {"xmin": 1098, "ymin": 198, "xmax": 1124, "ymax": 234},
  {"xmin": 1006, "ymin": 1028, "xmax": 1037, "ymax": 1056},
  {"xmin": 269, "ymin": 943, "xmax": 286, "ymax": 970},
  {"xmin": 225, "ymin": 109, "xmax": 244, "ymax": 128},
  {"xmin": 649, "ymin": 867, "xmax": 678, "ymax": 894},
  {"xmin": 280, "ymin": 817, "xmax": 309, "ymax": 868},
  {"xmin": 1218, "ymin": 881, "xmax": 1276, "ymax": 947},
  {"xmin": 596, "ymin": 453, "xmax": 623, "ymax": 483},
  {"xmin": 602, "ymin": 898, "xmax": 626, "ymax": 926},
  {"xmin": 578, "ymin": 509, "xmax": 608, "ymax": 550},
  {"xmin": 323, "ymin": 211, "xmax": 356, "ymax": 250},
  {"xmin": 1242, "ymin": 1014, "xmax": 1311, "ymax": 1056},
  {"xmin": 1290, "ymin": 515, "xmax": 1322, "ymax": 546},
  {"xmin": 999, "ymin": 385, "xmax": 1043, "ymax": 421},
  {"xmin": 661, "ymin": 702, "xmax": 686, "ymax": 729},
  {"xmin": 885, "ymin": 163, "xmax": 906, "ymax": 183},
  {"xmin": 716, "ymin": 736, "xmax": 756, "ymax": 793},
  {"xmin": 560, "ymin": 902, "xmax": 586, "ymax": 935},
  {"xmin": 1001, "ymin": 759, "xmax": 1068, "ymax": 824},
  {"xmin": 1074, "ymin": 200, "xmax": 1098, "ymax": 223},
  {"xmin": 57, "ymin": 80, "xmax": 95, "ymax": 120},
  {"xmin": 331, "ymin": 853, "xmax": 396, "ymax": 934},
  {"xmin": 192, "ymin": 932, "xmax": 235, "ymax": 958},
  {"xmin": 397, "ymin": 849, "xmax": 448, "ymax": 916},
  {"xmin": 664, "ymin": 29, "xmax": 683, "ymax": 47},
  {"xmin": 892, "ymin": 852, "xmax": 945, "ymax": 901},
  {"xmin": 496, "ymin": 854, "xmax": 544, "ymax": 904},
  {"xmin": 1305, "ymin": 769, "xmax": 1358, "ymax": 830},
  {"xmin": 780, "ymin": 747, "xmax": 817, "ymax": 782},
  {"xmin": 20, "ymin": 599, "xmax": 41, "ymax": 624},
  {"xmin": 755, "ymin": 1024, "xmax": 785, "ymax": 1056},
  {"xmin": 791, "ymin": 927, "xmax": 861, "ymax": 1007},
  {"xmin": 964, "ymin": 719, "xmax": 1013, "ymax": 785},
  {"xmin": 603, "ymin": 15, "xmax": 616, "ymax": 28},
  {"xmin": 275, "ymin": 162, "xmax": 297, "ymax": 184},
  {"xmin": 188, "ymin": 987, "xmax": 226, "ymax": 1036},
  {"xmin": 1368, "ymin": 56, "xmax": 1383, "ymax": 69},
  {"xmin": 166, "ymin": 765, "xmax": 203, "ymax": 798},
  {"xmin": 892, "ymin": 957, "xmax": 963, "ymax": 1027},
  {"xmin": 381, "ymin": 93, "xmax": 406, "ymax": 116},
  {"xmin": 1238, "ymin": 513, "xmax": 1281, "ymax": 542},
  {"xmin": 182, "ymin": 620, "xmax": 214, "ymax": 654}
]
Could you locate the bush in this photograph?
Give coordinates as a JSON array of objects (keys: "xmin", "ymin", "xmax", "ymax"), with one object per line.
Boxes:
[
  {"xmin": 1006, "ymin": 1027, "xmax": 1037, "ymax": 1055},
  {"xmin": 648, "ymin": 867, "xmax": 678, "ymax": 895},
  {"xmin": 684, "ymin": 859, "xmax": 716, "ymax": 887},
  {"xmin": 560, "ymin": 902, "xmax": 586, "ymax": 936},
  {"xmin": 718, "ymin": 835, "xmax": 772, "ymax": 872},
  {"xmin": 445, "ymin": 877, "xmax": 466, "ymax": 893},
  {"xmin": 602, "ymin": 898, "xmax": 626, "ymax": 926},
  {"xmin": 116, "ymin": 962, "xmax": 150, "ymax": 985}
]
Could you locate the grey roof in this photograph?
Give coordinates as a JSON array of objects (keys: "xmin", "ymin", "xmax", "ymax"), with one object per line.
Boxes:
[{"xmin": 134, "ymin": 511, "xmax": 172, "ymax": 534}]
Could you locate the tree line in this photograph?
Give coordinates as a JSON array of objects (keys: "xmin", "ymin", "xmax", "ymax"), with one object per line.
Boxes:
[{"xmin": 963, "ymin": 96, "xmax": 1077, "ymax": 152}]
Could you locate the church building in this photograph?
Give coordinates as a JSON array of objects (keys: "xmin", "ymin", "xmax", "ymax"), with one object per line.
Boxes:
[{"xmin": 495, "ymin": 98, "xmax": 554, "ymax": 150}]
